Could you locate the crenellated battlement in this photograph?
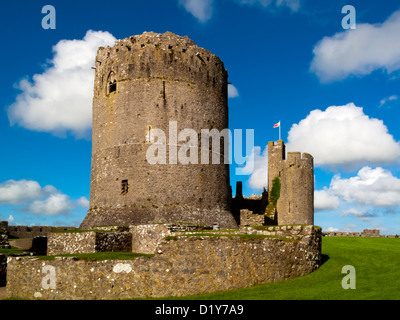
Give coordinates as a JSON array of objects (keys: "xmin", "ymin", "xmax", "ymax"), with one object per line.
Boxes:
[
  {"xmin": 93, "ymin": 31, "xmax": 227, "ymax": 98},
  {"xmin": 286, "ymin": 152, "xmax": 314, "ymax": 167}
]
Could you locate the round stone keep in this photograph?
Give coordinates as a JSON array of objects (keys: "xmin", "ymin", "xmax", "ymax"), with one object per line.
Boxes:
[{"xmin": 80, "ymin": 32, "xmax": 237, "ymax": 229}]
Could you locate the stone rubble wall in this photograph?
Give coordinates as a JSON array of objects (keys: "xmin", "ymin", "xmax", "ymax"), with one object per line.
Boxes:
[
  {"xmin": 95, "ymin": 232, "xmax": 132, "ymax": 253},
  {"xmin": 130, "ymin": 223, "xmax": 213, "ymax": 254},
  {"xmin": 361, "ymin": 229, "xmax": 381, "ymax": 237},
  {"xmin": 6, "ymin": 225, "xmax": 322, "ymax": 300},
  {"xmin": 239, "ymin": 209, "xmax": 266, "ymax": 227},
  {"xmin": 0, "ymin": 222, "xmax": 10, "ymax": 249},
  {"xmin": 47, "ymin": 232, "xmax": 97, "ymax": 255},
  {"xmin": 7, "ymin": 226, "xmax": 76, "ymax": 239},
  {"xmin": 130, "ymin": 224, "xmax": 172, "ymax": 254},
  {"xmin": 47, "ymin": 232, "xmax": 132, "ymax": 255}
]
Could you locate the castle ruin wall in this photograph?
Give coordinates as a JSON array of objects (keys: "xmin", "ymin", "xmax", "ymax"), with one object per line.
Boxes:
[{"xmin": 6, "ymin": 226, "xmax": 321, "ymax": 300}]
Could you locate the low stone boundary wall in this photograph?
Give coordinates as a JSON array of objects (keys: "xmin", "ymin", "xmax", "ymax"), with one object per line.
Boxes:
[
  {"xmin": 240, "ymin": 224, "xmax": 319, "ymax": 240},
  {"xmin": 7, "ymin": 226, "xmax": 76, "ymax": 239},
  {"xmin": 6, "ymin": 226, "xmax": 321, "ymax": 300},
  {"xmin": 361, "ymin": 229, "xmax": 381, "ymax": 237},
  {"xmin": 0, "ymin": 222, "xmax": 10, "ymax": 249},
  {"xmin": 323, "ymin": 229, "xmax": 397, "ymax": 238},
  {"xmin": 47, "ymin": 232, "xmax": 132, "ymax": 255}
]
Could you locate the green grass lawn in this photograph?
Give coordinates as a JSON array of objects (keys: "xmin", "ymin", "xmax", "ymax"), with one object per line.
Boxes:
[{"xmin": 174, "ymin": 237, "xmax": 400, "ymax": 300}]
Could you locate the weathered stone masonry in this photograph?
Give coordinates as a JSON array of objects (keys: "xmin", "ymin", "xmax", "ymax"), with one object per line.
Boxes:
[
  {"xmin": 6, "ymin": 225, "xmax": 321, "ymax": 300},
  {"xmin": 81, "ymin": 31, "xmax": 236, "ymax": 229},
  {"xmin": 47, "ymin": 231, "xmax": 132, "ymax": 255}
]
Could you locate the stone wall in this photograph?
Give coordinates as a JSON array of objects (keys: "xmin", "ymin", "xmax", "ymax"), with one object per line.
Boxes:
[
  {"xmin": 96, "ymin": 232, "xmax": 132, "ymax": 252},
  {"xmin": 323, "ymin": 229, "xmax": 394, "ymax": 237},
  {"xmin": 361, "ymin": 229, "xmax": 381, "ymax": 237},
  {"xmin": 130, "ymin": 224, "xmax": 173, "ymax": 254},
  {"xmin": 7, "ymin": 226, "xmax": 76, "ymax": 239},
  {"xmin": 0, "ymin": 222, "xmax": 10, "ymax": 249},
  {"xmin": 6, "ymin": 226, "xmax": 321, "ymax": 300},
  {"xmin": 47, "ymin": 231, "xmax": 132, "ymax": 255},
  {"xmin": 239, "ymin": 209, "xmax": 266, "ymax": 227},
  {"xmin": 48, "ymin": 232, "xmax": 97, "ymax": 255},
  {"xmin": 348, "ymin": 232, "xmax": 360, "ymax": 237},
  {"xmin": 130, "ymin": 223, "xmax": 217, "ymax": 254}
]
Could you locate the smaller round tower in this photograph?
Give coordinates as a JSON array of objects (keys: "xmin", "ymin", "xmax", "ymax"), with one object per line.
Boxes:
[{"xmin": 267, "ymin": 140, "xmax": 314, "ymax": 225}]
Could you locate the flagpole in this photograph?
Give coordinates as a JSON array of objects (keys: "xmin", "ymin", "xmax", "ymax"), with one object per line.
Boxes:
[{"xmin": 279, "ymin": 121, "xmax": 281, "ymax": 141}]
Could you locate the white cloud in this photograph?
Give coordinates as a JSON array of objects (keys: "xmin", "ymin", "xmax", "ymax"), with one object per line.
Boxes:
[
  {"xmin": 310, "ymin": 10, "xmax": 400, "ymax": 82},
  {"xmin": 77, "ymin": 196, "xmax": 90, "ymax": 209},
  {"xmin": 326, "ymin": 227, "xmax": 339, "ymax": 232},
  {"xmin": 239, "ymin": 145, "xmax": 268, "ymax": 191},
  {"xmin": 286, "ymin": 103, "xmax": 400, "ymax": 168},
  {"xmin": 228, "ymin": 84, "xmax": 239, "ymax": 98},
  {"xmin": 314, "ymin": 189, "xmax": 340, "ymax": 211},
  {"xmin": 235, "ymin": 0, "xmax": 300, "ymax": 11},
  {"xmin": 0, "ymin": 179, "xmax": 88, "ymax": 217},
  {"xmin": 0, "ymin": 180, "xmax": 44, "ymax": 205},
  {"xmin": 275, "ymin": 0, "xmax": 300, "ymax": 11},
  {"xmin": 330, "ymin": 167, "xmax": 400, "ymax": 207},
  {"xmin": 379, "ymin": 95, "xmax": 398, "ymax": 108},
  {"xmin": 341, "ymin": 208, "xmax": 376, "ymax": 221},
  {"xmin": 27, "ymin": 193, "xmax": 75, "ymax": 216},
  {"xmin": 8, "ymin": 215, "xmax": 14, "ymax": 224},
  {"xmin": 179, "ymin": 0, "xmax": 301, "ymax": 22},
  {"xmin": 7, "ymin": 30, "xmax": 116, "ymax": 138},
  {"xmin": 178, "ymin": 0, "xmax": 214, "ymax": 22}
]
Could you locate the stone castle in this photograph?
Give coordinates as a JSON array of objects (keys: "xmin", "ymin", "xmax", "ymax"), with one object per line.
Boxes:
[{"xmin": 2, "ymin": 32, "xmax": 323, "ymax": 300}]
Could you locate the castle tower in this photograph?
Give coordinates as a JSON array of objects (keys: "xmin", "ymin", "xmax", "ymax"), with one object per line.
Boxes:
[
  {"xmin": 267, "ymin": 140, "xmax": 314, "ymax": 225},
  {"xmin": 80, "ymin": 32, "xmax": 237, "ymax": 229}
]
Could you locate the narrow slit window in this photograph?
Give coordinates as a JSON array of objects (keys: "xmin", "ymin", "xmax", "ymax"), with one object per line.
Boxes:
[
  {"xmin": 163, "ymin": 81, "xmax": 166, "ymax": 100},
  {"xmin": 109, "ymin": 81, "xmax": 117, "ymax": 93},
  {"xmin": 121, "ymin": 180, "xmax": 129, "ymax": 195}
]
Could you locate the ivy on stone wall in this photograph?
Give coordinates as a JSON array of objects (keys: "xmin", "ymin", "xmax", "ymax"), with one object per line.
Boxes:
[{"xmin": 265, "ymin": 176, "xmax": 281, "ymax": 220}]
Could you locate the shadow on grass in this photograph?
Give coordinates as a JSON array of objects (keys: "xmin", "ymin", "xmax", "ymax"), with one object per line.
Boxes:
[{"xmin": 320, "ymin": 254, "xmax": 329, "ymax": 266}]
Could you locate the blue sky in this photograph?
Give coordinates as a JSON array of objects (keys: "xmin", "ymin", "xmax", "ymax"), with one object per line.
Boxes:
[{"xmin": 1, "ymin": 0, "xmax": 400, "ymax": 235}]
